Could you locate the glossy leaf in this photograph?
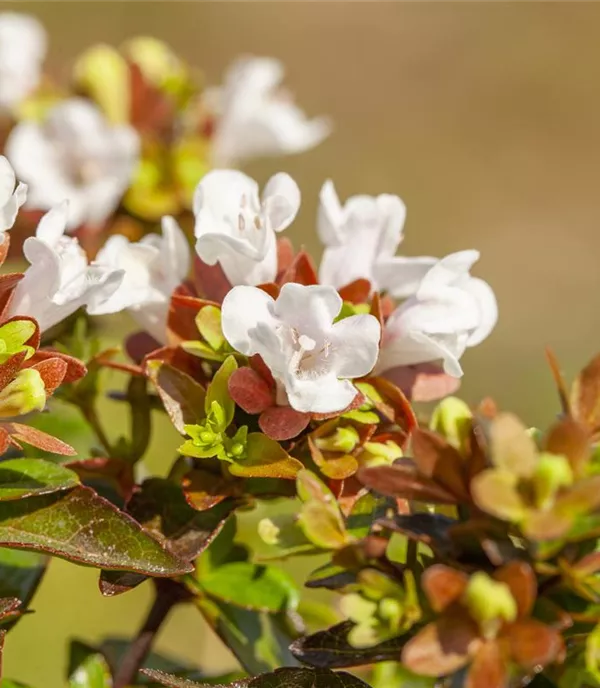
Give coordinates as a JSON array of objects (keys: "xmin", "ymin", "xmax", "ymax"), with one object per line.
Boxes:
[
  {"xmin": 143, "ymin": 667, "xmax": 370, "ymax": 688},
  {"xmin": 228, "ymin": 434, "xmax": 303, "ymax": 480},
  {"xmin": 68, "ymin": 642, "xmax": 112, "ymax": 688},
  {"xmin": 205, "ymin": 356, "xmax": 237, "ymax": 428},
  {"xmin": 0, "ymin": 459, "xmax": 80, "ymax": 501},
  {"xmin": 0, "ymin": 548, "xmax": 46, "ymax": 608},
  {"xmin": 290, "ymin": 621, "xmax": 408, "ymax": 668},
  {"xmin": 200, "ymin": 561, "xmax": 298, "ymax": 613},
  {"xmin": 0, "ymin": 486, "xmax": 192, "ymax": 576},
  {"xmin": 147, "ymin": 361, "xmax": 206, "ymax": 434}
]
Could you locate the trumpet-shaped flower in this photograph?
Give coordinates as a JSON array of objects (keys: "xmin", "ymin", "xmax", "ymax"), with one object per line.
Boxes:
[
  {"xmin": 207, "ymin": 56, "xmax": 330, "ymax": 167},
  {"xmin": 0, "ymin": 13, "xmax": 46, "ymax": 111},
  {"xmin": 6, "ymin": 98, "xmax": 139, "ymax": 230},
  {"xmin": 7, "ymin": 202, "xmax": 125, "ymax": 332},
  {"xmin": 221, "ymin": 283, "xmax": 381, "ymax": 414},
  {"xmin": 0, "ymin": 156, "xmax": 27, "ymax": 241},
  {"xmin": 194, "ymin": 169, "xmax": 300, "ymax": 286},
  {"xmin": 94, "ymin": 216, "xmax": 190, "ymax": 343},
  {"xmin": 318, "ymin": 180, "xmax": 436, "ymax": 296},
  {"xmin": 375, "ymin": 250, "xmax": 498, "ymax": 378}
]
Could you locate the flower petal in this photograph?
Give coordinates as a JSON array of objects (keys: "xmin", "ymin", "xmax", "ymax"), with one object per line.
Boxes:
[
  {"xmin": 35, "ymin": 201, "xmax": 69, "ymax": 245},
  {"xmin": 317, "ymin": 179, "xmax": 345, "ymax": 246},
  {"xmin": 330, "ymin": 313, "xmax": 381, "ymax": 378},
  {"xmin": 284, "ymin": 372, "xmax": 357, "ymax": 414},
  {"xmin": 193, "ymin": 169, "xmax": 259, "ymax": 233},
  {"xmin": 221, "ymin": 285, "xmax": 277, "ymax": 356},
  {"xmin": 274, "ymin": 283, "xmax": 342, "ymax": 337},
  {"xmin": 418, "ymin": 250, "xmax": 480, "ymax": 296},
  {"xmin": 375, "ymin": 255, "xmax": 437, "ymax": 299},
  {"xmin": 464, "ymin": 276, "xmax": 498, "ymax": 346},
  {"xmin": 262, "ymin": 172, "xmax": 300, "ymax": 232},
  {"xmin": 160, "ymin": 215, "xmax": 191, "ymax": 284}
]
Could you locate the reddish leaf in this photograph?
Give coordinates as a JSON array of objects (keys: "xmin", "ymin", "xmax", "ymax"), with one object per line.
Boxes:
[
  {"xmin": 0, "ymin": 428, "xmax": 9, "ymax": 456},
  {"xmin": 544, "ymin": 417, "xmax": 590, "ymax": 477},
  {"xmin": 146, "ymin": 361, "xmax": 206, "ymax": 434},
  {"xmin": 0, "ymin": 352, "xmax": 27, "ymax": 392},
  {"xmin": 30, "ymin": 357, "xmax": 67, "ymax": 394},
  {"xmin": 144, "ymin": 345, "xmax": 205, "ymax": 382},
  {"xmin": 257, "ymin": 282, "xmax": 280, "ymax": 299},
  {"xmin": 338, "ymin": 279, "xmax": 371, "ymax": 304},
  {"xmin": 494, "ymin": 561, "xmax": 536, "ymax": 618},
  {"xmin": 369, "ymin": 292, "xmax": 384, "ymax": 333},
  {"xmin": 358, "ymin": 463, "xmax": 458, "ymax": 504},
  {"xmin": 3, "ymin": 423, "xmax": 76, "ymax": 456},
  {"xmin": 402, "ymin": 615, "xmax": 479, "ymax": 677},
  {"xmin": 126, "ymin": 331, "xmax": 161, "ymax": 365},
  {"xmin": 571, "ymin": 353, "xmax": 600, "ymax": 432},
  {"xmin": 367, "ymin": 376, "xmax": 417, "ymax": 434},
  {"xmin": 279, "ymin": 250, "xmax": 318, "ymax": 286},
  {"xmin": 167, "ymin": 290, "xmax": 219, "ymax": 344},
  {"xmin": 0, "ymin": 233, "xmax": 11, "ymax": 266},
  {"xmin": 228, "ymin": 367, "xmax": 274, "ymax": 414},
  {"xmin": 259, "ymin": 406, "xmax": 311, "ymax": 441},
  {"xmin": 411, "ymin": 429, "xmax": 470, "ymax": 501},
  {"xmin": 66, "ymin": 457, "xmax": 135, "ymax": 502},
  {"xmin": 422, "ymin": 565, "xmax": 469, "ymax": 612},
  {"xmin": 0, "ymin": 273, "xmax": 23, "ymax": 296},
  {"xmin": 276, "ymin": 236, "xmax": 295, "ymax": 275},
  {"xmin": 383, "ymin": 363, "xmax": 461, "ymax": 403},
  {"xmin": 308, "ymin": 436, "xmax": 359, "ymax": 481},
  {"xmin": 183, "ymin": 468, "xmax": 238, "ymax": 511},
  {"xmin": 30, "ymin": 349, "xmax": 87, "ymax": 383},
  {"xmin": 545, "ymin": 347, "xmax": 571, "ymax": 416},
  {"xmin": 466, "ymin": 641, "xmax": 507, "ymax": 688},
  {"xmin": 193, "ymin": 256, "xmax": 232, "ymax": 304},
  {"xmin": 505, "ymin": 619, "xmax": 563, "ymax": 670}
]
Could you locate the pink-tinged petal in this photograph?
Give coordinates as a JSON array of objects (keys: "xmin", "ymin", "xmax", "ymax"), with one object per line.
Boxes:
[
  {"xmin": 464, "ymin": 276, "xmax": 498, "ymax": 347},
  {"xmin": 331, "ymin": 313, "xmax": 381, "ymax": 378},
  {"xmin": 274, "ymin": 283, "xmax": 342, "ymax": 337},
  {"xmin": 262, "ymin": 172, "xmax": 300, "ymax": 232},
  {"xmin": 375, "ymin": 255, "xmax": 437, "ymax": 299},
  {"xmin": 221, "ymin": 285, "xmax": 277, "ymax": 356},
  {"xmin": 377, "ymin": 329, "xmax": 466, "ymax": 378},
  {"xmin": 375, "ymin": 193, "xmax": 407, "ymax": 256}
]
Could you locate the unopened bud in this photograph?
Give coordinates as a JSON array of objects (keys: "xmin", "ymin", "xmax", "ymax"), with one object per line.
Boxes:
[
  {"xmin": 533, "ymin": 452, "xmax": 573, "ymax": 510},
  {"xmin": 463, "ymin": 572, "xmax": 517, "ymax": 638},
  {"xmin": 258, "ymin": 518, "xmax": 281, "ymax": 546},
  {"xmin": 430, "ymin": 397, "xmax": 472, "ymax": 453},
  {"xmin": 0, "ymin": 369, "xmax": 46, "ymax": 418}
]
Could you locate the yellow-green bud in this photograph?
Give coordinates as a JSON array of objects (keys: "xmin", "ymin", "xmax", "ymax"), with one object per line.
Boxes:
[
  {"xmin": 360, "ymin": 440, "xmax": 402, "ymax": 467},
  {"xmin": 258, "ymin": 518, "xmax": 281, "ymax": 546},
  {"xmin": 315, "ymin": 426, "xmax": 360, "ymax": 454},
  {"xmin": 463, "ymin": 572, "xmax": 517, "ymax": 638},
  {"xmin": 430, "ymin": 397, "xmax": 472, "ymax": 453},
  {"xmin": 0, "ymin": 369, "xmax": 46, "ymax": 418},
  {"xmin": 533, "ymin": 452, "xmax": 574, "ymax": 510}
]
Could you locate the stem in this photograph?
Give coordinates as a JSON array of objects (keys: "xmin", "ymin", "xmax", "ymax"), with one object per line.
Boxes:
[
  {"xmin": 113, "ymin": 579, "xmax": 190, "ymax": 688},
  {"xmin": 80, "ymin": 401, "xmax": 113, "ymax": 456}
]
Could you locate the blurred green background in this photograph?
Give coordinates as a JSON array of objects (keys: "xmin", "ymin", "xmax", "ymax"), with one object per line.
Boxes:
[{"xmin": 4, "ymin": 1, "xmax": 600, "ymax": 685}]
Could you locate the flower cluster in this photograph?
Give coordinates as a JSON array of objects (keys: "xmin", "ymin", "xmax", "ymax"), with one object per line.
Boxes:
[{"xmin": 4, "ymin": 12, "xmax": 597, "ymax": 688}]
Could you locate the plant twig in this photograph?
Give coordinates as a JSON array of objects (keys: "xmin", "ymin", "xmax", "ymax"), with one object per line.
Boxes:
[
  {"xmin": 113, "ymin": 579, "xmax": 191, "ymax": 688},
  {"xmin": 79, "ymin": 401, "xmax": 114, "ymax": 456}
]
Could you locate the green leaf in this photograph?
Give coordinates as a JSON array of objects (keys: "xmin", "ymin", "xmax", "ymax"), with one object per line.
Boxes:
[
  {"xmin": 290, "ymin": 621, "xmax": 410, "ymax": 669},
  {"xmin": 196, "ymin": 598, "xmax": 299, "ymax": 675},
  {"xmin": 228, "ymin": 434, "xmax": 303, "ymax": 480},
  {"xmin": 0, "ymin": 321, "xmax": 36, "ymax": 363},
  {"xmin": 196, "ymin": 306, "xmax": 225, "ymax": 352},
  {"xmin": 0, "ymin": 486, "xmax": 192, "ymax": 576},
  {"xmin": 181, "ymin": 341, "xmax": 225, "ymax": 363},
  {"xmin": 0, "ymin": 459, "xmax": 80, "ymax": 501},
  {"xmin": 200, "ymin": 561, "xmax": 298, "ymax": 613},
  {"xmin": 205, "ymin": 356, "xmax": 237, "ymax": 427},
  {"xmin": 68, "ymin": 641, "xmax": 112, "ymax": 688},
  {"xmin": 142, "ymin": 666, "xmax": 370, "ymax": 687},
  {"xmin": 147, "ymin": 361, "xmax": 206, "ymax": 434},
  {"xmin": 0, "ymin": 548, "xmax": 46, "ymax": 611}
]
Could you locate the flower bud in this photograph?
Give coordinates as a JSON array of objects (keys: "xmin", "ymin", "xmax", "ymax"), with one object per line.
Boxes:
[
  {"xmin": 0, "ymin": 369, "xmax": 46, "ymax": 418},
  {"xmin": 315, "ymin": 426, "xmax": 360, "ymax": 454},
  {"xmin": 430, "ymin": 396, "xmax": 472, "ymax": 453},
  {"xmin": 258, "ymin": 518, "xmax": 281, "ymax": 546},
  {"xmin": 463, "ymin": 572, "xmax": 517, "ymax": 638},
  {"xmin": 533, "ymin": 452, "xmax": 573, "ymax": 510},
  {"xmin": 360, "ymin": 440, "xmax": 402, "ymax": 467}
]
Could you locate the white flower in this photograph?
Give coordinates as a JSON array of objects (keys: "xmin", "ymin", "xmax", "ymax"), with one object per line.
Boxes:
[
  {"xmin": 194, "ymin": 169, "xmax": 300, "ymax": 286},
  {"xmin": 318, "ymin": 180, "xmax": 436, "ymax": 297},
  {"xmin": 207, "ymin": 56, "xmax": 330, "ymax": 167},
  {"xmin": 221, "ymin": 282, "xmax": 381, "ymax": 414},
  {"xmin": 6, "ymin": 98, "xmax": 139, "ymax": 231},
  {"xmin": 0, "ymin": 13, "xmax": 46, "ymax": 111},
  {"xmin": 0, "ymin": 156, "xmax": 27, "ymax": 242},
  {"xmin": 7, "ymin": 202, "xmax": 125, "ymax": 332},
  {"xmin": 374, "ymin": 250, "xmax": 498, "ymax": 378},
  {"xmin": 93, "ymin": 216, "xmax": 190, "ymax": 343}
]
